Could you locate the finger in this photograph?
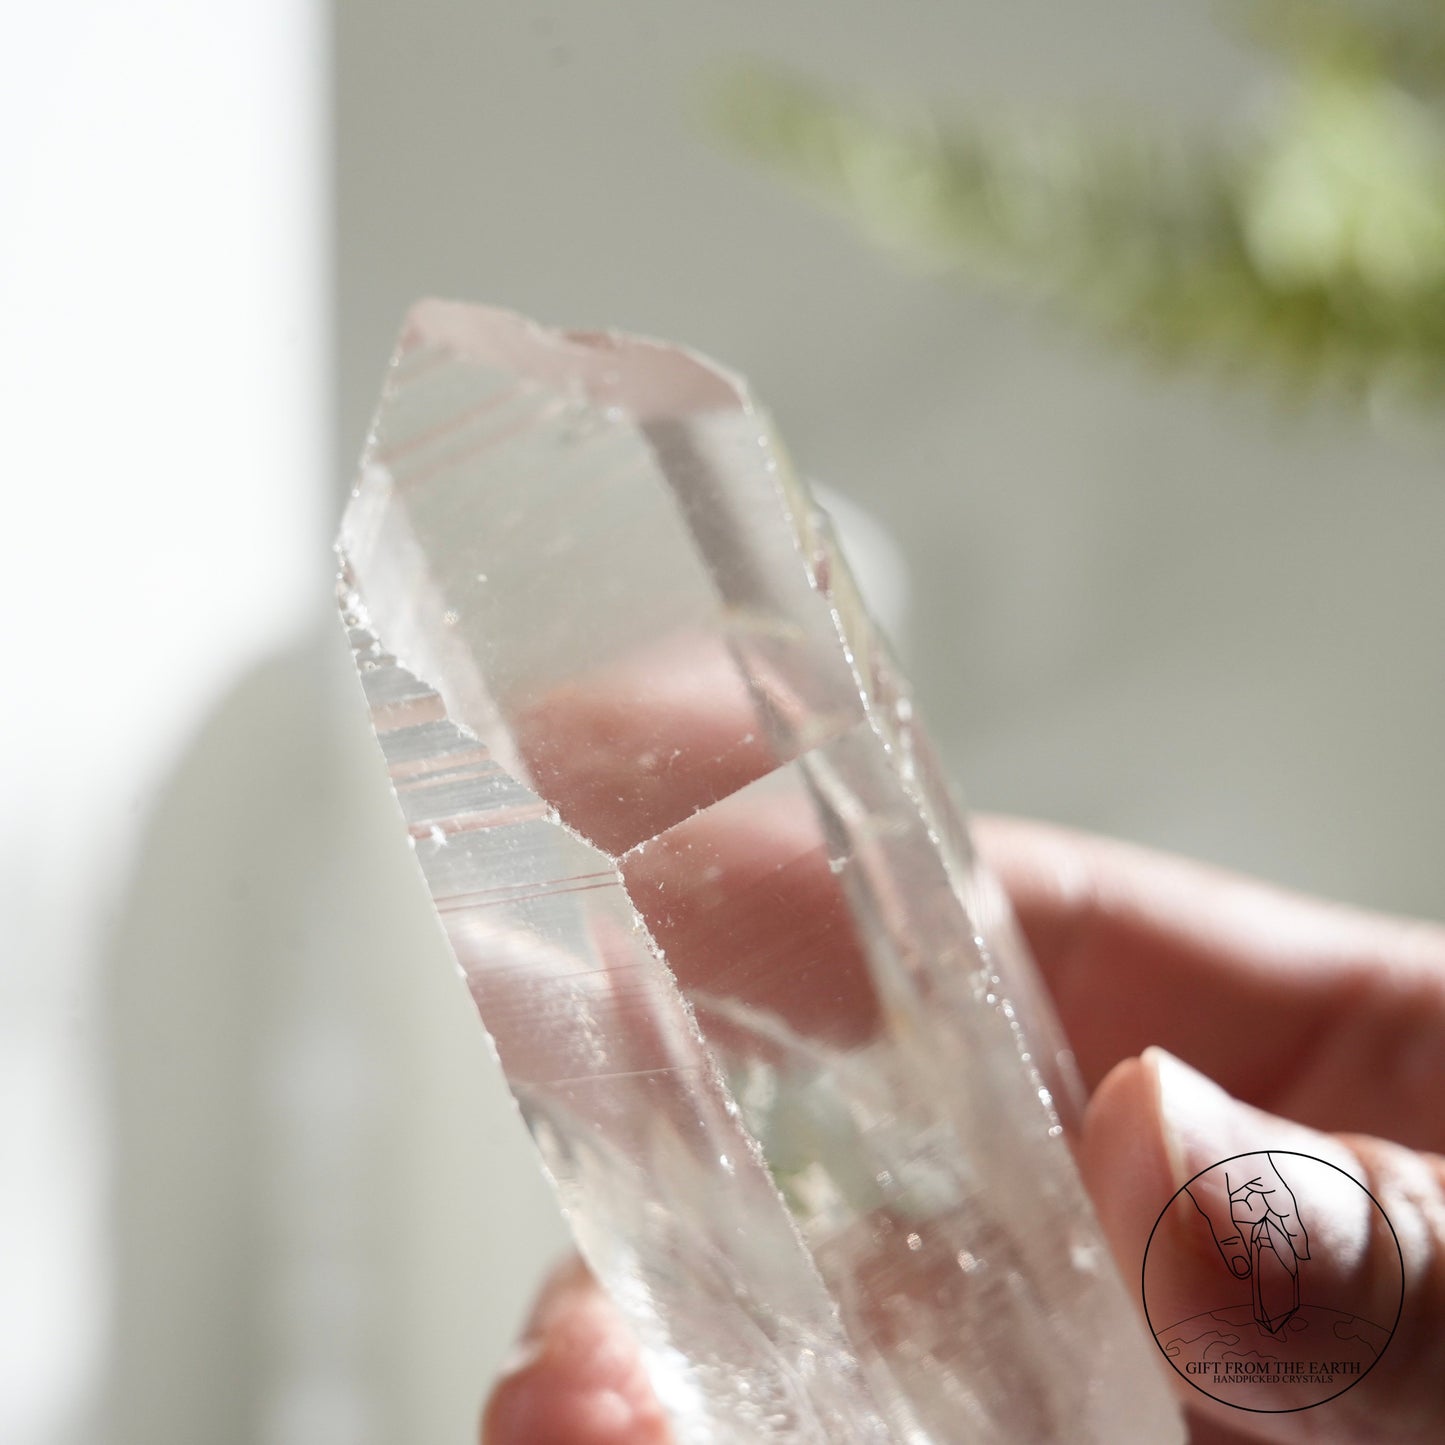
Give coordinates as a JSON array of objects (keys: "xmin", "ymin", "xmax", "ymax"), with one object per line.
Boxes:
[
  {"xmin": 1082, "ymin": 1048, "xmax": 1445, "ymax": 1443},
  {"xmin": 975, "ymin": 816, "xmax": 1445, "ymax": 1151},
  {"xmin": 481, "ymin": 1257, "xmax": 671, "ymax": 1445}
]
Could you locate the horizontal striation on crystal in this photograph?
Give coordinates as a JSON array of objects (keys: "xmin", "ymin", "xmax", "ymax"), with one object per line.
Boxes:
[{"xmin": 336, "ymin": 300, "xmax": 1183, "ymax": 1443}]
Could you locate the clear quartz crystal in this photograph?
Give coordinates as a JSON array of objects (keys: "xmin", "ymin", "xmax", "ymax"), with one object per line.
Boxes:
[{"xmin": 336, "ymin": 301, "xmax": 1183, "ymax": 1444}]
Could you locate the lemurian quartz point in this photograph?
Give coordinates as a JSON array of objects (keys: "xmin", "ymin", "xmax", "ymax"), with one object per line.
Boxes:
[{"xmin": 336, "ymin": 301, "xmax": 1183, "ymax": 1443}]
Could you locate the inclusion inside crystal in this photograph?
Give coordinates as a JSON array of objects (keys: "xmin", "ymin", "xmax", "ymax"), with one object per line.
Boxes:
[{"xmin": 336, "ymin": 301, "xmax": 1183, "ymax": 1444}]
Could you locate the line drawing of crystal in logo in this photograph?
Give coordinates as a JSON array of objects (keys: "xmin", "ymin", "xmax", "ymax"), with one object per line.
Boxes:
[
  {"xmin": 1187, "ymin": 1153, "xmax": 1309, "ymax": 1334},
  {"xmin": 1142, "ymin": 1149, "xmax": 1403, "ymax": 1414}
]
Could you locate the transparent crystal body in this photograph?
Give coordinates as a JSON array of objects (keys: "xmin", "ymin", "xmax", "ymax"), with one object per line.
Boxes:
[{"xmin": 336, "ymin": 301, "xmax": 1183, "ymax": 1443}]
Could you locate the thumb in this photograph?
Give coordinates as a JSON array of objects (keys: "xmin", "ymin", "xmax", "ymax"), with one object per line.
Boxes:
[{"xmin": 1082, "ymin": 1048, "xmax": 1445, "ymax": 1443}]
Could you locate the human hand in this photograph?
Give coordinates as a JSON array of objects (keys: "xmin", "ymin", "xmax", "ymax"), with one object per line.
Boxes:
[{"xmin": 480, "ymin": 819, "xmax": 1445, "ymax": 1445}]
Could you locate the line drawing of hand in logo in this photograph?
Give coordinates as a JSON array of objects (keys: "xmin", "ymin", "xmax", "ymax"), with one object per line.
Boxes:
[{"xmin": 1186, "ymin": 1152, "xmax": 1311, "ymax": 1334}]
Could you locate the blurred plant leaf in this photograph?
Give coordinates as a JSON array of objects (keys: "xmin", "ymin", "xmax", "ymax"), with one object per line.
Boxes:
[
  {"xmin": 1233, "ymin": 0, "xmax": 1445, "ymax": 93},
  {"xmin": 709, "ymin": 50, "xmax": 1445, "ymax": 408}
]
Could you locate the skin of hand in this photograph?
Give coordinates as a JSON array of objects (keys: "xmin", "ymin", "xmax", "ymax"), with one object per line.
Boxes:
[{"xmin": 479, "ymin": 818, "xmax": 1445, "ymax": 1445}]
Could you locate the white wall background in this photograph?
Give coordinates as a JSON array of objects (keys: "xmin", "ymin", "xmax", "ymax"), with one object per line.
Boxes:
[
  {"xmin": 2, "ymin": 4, "xmax": 327, "ymax": 1442},
  {"xmin": 5, "ymin": 4, "xmax": 1442, "ymax": 1442}
]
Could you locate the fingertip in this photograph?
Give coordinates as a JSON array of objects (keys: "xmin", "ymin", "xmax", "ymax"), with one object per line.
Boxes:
[
  {"xmin": 482, "ymin": 1265, "xmax": 672, "ymax": 1445},
  {"xmin": 1080, "ymin": 1054, "xmax": 1176, "ymax": 1237},
  {"xmin": 484, "ymin": 1374, "xmax": 665, "ymax": 1445},
  {"xmin": 1077, "ymin": 1055, "xmax": 1189, "ymax": 1332},
  {"xmin": 521, "ymin": 1254, "xmax": 597, "ymax": 1335}
]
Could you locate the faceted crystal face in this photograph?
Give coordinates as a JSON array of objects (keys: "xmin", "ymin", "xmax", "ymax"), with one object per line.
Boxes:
[{"xmin": 337, "ymin": 301, "xmax": 1183, "ymax": 1444}]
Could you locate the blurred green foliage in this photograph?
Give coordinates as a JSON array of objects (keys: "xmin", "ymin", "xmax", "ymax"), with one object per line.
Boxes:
[{"xmin": 712, "ymin": 1, "xmax": 1445, "ymax": 408}]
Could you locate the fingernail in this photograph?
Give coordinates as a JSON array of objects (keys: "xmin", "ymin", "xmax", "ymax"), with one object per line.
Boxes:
[
  {"xmin": 1143, "ymin": 1047, "xmax": 1224, "ymax": 1189},
  {"xmin": 490, "ymin": 1336, "xmax": 544, "ymax": 1385},
  {"xmin": 524, "ymin": 1255, "xmax": 595, "ymax": 1333},
  {"xmin": 1145, "ymin": 1046, "xmax": 1285, "ymax": 1187},
  {"xmin": 1143, "ymin": 1047, "xmax": 1348, "ymax": 1185}
]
